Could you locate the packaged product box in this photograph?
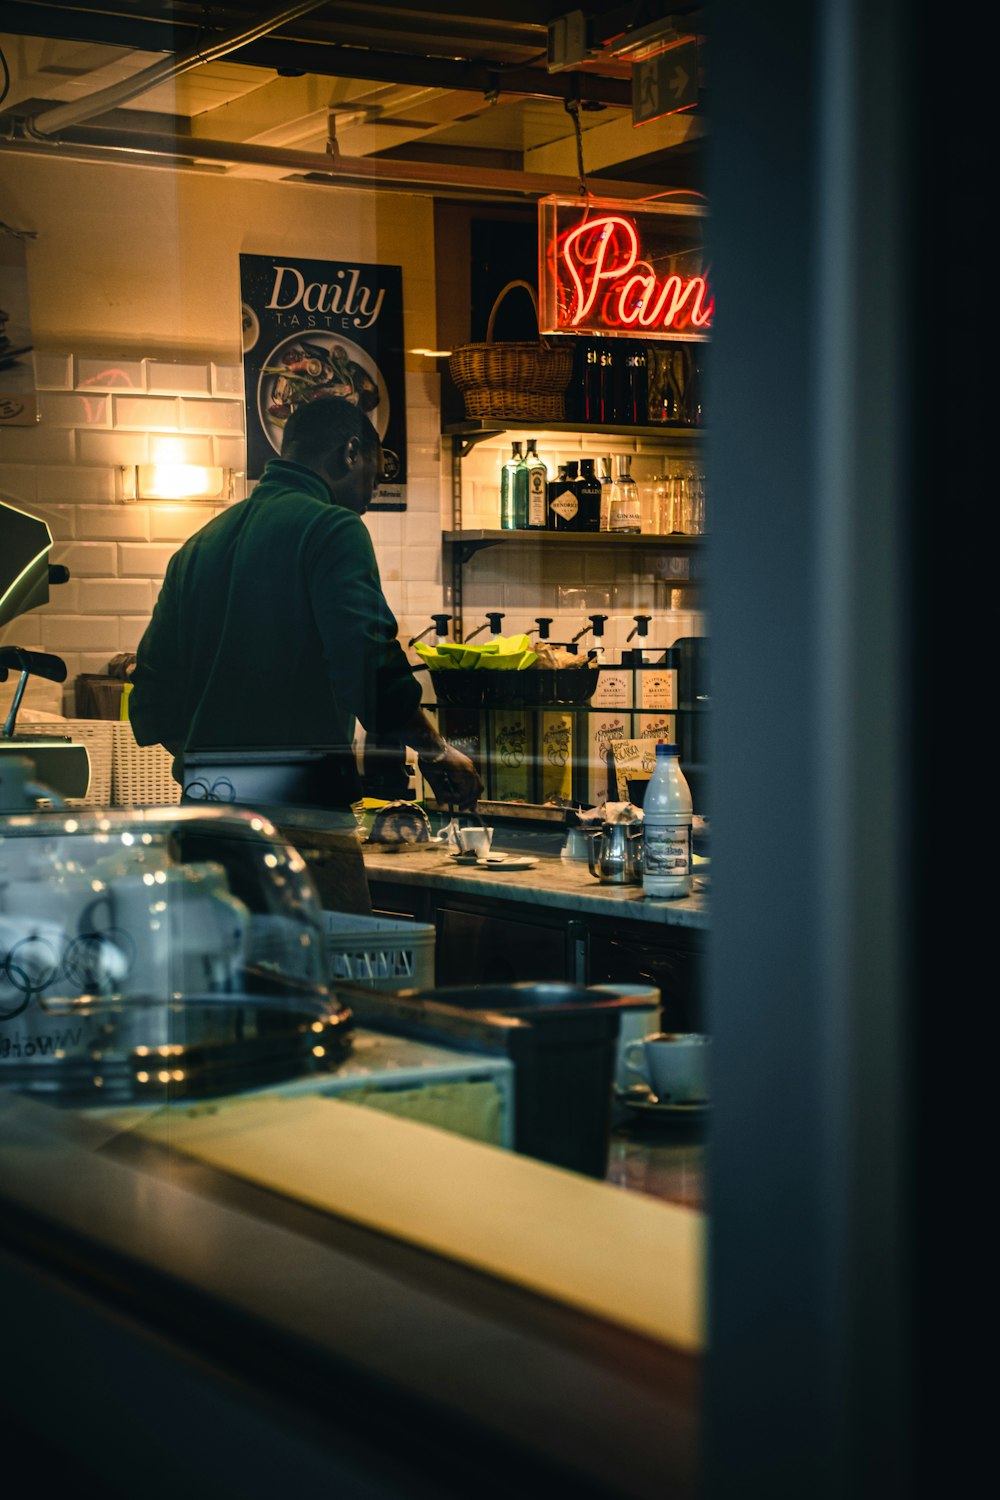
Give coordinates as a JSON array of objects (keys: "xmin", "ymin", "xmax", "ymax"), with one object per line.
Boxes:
[
  {"xmin": 539, "ymin": 711, "xmax": 573, "ymax": 803},
  {"xmin": 489, "ymin": 710, "xmax": 533, "ymax": 802},
  {"xmin": 588, "ymin": 712, "xmax": 629, "ymax": 805},
  {"xmin": 591, "ymin": 666, "xmax": 633, "ymax": 711},
  {"xmin": 633, "ymin": 709, "xmax": 677, "ymax": 744}
]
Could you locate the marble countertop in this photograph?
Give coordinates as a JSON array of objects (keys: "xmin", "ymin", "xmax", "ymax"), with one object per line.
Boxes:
[{"xmin": 362, "ymin": 844, "xmax": 710, "ymax": 930}]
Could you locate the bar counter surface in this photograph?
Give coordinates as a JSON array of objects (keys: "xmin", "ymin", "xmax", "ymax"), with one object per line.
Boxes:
[{"xmin": 361, "ymin": 843, "xmax": 710, "ymax": 929}]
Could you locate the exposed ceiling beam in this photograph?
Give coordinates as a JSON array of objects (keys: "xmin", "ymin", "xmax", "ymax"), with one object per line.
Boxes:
[
  {"xmin": 1, "ymin": 4, "xmax": 632, "ymax": 106},
  {"xmin": 0, "ymin": 119, "xmax": 679, "ymax": 202}
]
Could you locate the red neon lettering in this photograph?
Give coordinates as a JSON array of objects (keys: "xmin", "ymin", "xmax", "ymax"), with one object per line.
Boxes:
[
  {"xmin": 561, "ymin": 217, "xmax": 639, "ymax": 325},
  {"xmin": 558, "ymin": 214, "xmax": 714, "ymax": 333}
]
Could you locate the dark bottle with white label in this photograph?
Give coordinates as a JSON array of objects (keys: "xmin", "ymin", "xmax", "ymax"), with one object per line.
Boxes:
[
  {"xmin": 524, "ymin": 438, "xmax": 548, "ymax": 529},
  {"xmin": 549, "ymin": 460, "xmax": 580, "ymax": 530},
  {"xmin": 575, "ymin": 458, "xmax": 603, "ymax": 533}
]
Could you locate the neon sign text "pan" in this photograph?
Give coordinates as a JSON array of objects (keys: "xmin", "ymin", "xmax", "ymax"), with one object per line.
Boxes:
[{"xmin": 560, "ymin": 215, "xmax": 713, "ymax": 332}]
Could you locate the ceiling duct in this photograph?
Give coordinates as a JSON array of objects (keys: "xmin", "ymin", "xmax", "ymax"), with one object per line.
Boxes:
[{"xmin": 24, "ymin": 0, "xmax": 331, "ymax": 138}]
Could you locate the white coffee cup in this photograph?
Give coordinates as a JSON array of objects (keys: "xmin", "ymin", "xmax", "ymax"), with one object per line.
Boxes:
[
  {"xmin": 623, "ymin": 1031, "xmax": 711, "ymax": 1103},
  {"xmin": 456, "ymin": 825, "xmax": 494, "ymax": 858}
]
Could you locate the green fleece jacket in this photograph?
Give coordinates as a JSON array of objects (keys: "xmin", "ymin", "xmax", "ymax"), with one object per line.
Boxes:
[{"xmin": 129, "ymin": 460, "xmax": 421, "ymax": 800}]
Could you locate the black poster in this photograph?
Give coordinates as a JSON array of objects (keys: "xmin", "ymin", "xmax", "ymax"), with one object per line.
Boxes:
[{"xmin": 239, "ymin": 254, "xmax": 407, "ymax": 510}]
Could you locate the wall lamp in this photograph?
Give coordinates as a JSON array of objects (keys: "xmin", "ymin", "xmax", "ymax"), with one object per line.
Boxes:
[{"xmin": 121, "ymin": 464, "xmax": 235, "ymax": 503}]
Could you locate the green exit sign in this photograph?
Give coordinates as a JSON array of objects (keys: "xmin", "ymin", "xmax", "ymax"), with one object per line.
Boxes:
[{"xmin": 632, "ymin": 39, "xmax": 699, "ymax": 126}]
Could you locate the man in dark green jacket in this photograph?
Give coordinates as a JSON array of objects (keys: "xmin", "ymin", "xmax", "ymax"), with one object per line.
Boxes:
[{"xmin": 130, "ymin": 396, "xmax": 480, "ymax": 912}]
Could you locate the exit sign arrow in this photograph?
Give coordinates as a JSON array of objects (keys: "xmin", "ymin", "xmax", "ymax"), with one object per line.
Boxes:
[{"xmin": 632, "ymin": 38, "xmax": 699, "ymax": 125}]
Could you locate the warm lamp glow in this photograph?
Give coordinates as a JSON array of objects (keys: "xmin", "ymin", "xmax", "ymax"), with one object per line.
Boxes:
[{"xmin": 135, "ymin": 463, "xmax": 224, "ymax": 500}]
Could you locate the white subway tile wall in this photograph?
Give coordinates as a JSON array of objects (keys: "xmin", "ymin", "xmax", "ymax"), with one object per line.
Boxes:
[{"xmin": 2, "ymin": 357, "xmax": 703, "ymax": 717}]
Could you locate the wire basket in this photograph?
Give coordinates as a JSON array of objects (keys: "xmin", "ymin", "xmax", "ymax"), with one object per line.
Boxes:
[
  {"xmin": 448, "ymin": 280, "xmax": 574, "ymax": 422},
  {"xmin": 322, "ymin": 911, "xmax": 436, "ymax": 992},
  {"xmin": 110, "ymin": 722, "xmax": 181, "ymax": 806}
]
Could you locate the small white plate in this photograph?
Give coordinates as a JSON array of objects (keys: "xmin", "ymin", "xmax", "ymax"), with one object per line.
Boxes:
[{"xmin": 449, "ymin": 854, "xmax": 538, "ymax": 871}]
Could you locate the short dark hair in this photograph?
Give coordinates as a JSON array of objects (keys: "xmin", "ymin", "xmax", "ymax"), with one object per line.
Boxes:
[{"xmin": 280, "ymin": 395, "xmax": 379, "ymax": 464}]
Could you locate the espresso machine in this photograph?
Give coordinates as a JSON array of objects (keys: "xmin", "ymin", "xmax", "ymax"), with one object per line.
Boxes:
[{"xmin": 0, "ymin": 496, "xmax": 90, "ymax": 802}]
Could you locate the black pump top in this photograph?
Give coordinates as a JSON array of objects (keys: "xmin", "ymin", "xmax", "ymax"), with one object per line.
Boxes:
[
  {"xmin": 486, "ymin": 611, "xmax": 505, "ymax": 634},
  {"xmin": 588, "ymin": 613, "xmax": 608, "ymax": 638},
  {"xmin": 431, "ymin": 613, "xmax": 452, "ymax": 637},
  {"xmin": 534, "ymin": 617, "xmax": 553, "ymax": 639}
]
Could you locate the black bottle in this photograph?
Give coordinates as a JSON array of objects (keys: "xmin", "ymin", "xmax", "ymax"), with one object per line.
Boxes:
[
  {"xmin": 575, "ymin": 458, "xmax": 602, "ymax": 533},
  {"xmin": 618, "ymin": 342, "xmax": 648, "ymax": 425},
  {"xmin": 549, "ymin": 460, "xmax": 580, "ymax": 530}
]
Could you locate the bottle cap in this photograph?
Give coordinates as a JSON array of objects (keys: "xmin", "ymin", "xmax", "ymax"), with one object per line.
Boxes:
[{"xmin": 655, "ymin": 741, "xmax": 679, "ymax": 755}]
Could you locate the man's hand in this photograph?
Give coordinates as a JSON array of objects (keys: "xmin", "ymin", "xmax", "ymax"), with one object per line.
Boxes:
[{"xmin": 417, "ymin": 743, "xmax": 483, "ymax": 810}]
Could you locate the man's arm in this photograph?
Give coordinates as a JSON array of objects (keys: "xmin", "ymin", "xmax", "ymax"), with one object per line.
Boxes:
[{"xmin": 400, "ymin": 706, "xmax": 483, "ymax": 810}]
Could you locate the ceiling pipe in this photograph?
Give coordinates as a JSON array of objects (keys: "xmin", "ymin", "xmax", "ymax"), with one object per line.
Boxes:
[
  {"xmin": 24, "ymin": 0, "xmax": 331, "ymax": 139},
  {"xmin": 2, "ymin": 121, "xmax": 677, "ymax": 203}
]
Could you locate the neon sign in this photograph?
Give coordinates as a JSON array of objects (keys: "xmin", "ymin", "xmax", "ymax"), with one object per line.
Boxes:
[{"xmin": 538, "ymin": 195, "xmax": 712, "ymax": 342}]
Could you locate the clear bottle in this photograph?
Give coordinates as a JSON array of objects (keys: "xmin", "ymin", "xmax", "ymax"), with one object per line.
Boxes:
[
  {"xmin": 500, "ymin": 440, "xmax": 527, "ymax": 530},
  {"xmin": 549, "ymin": 460, "xmax": 580, "ymax": 530},
  {"xmin": 608, "ymin": 453, "xmax": 641, "ymax": 534},
  {"xmin": 524, "ymin": 438, "xmax": 548, "ymax": 529},
  {"xmin": 597, "ymin": 455, "xmax": 614, "ymax": 530},
  {"xmin": 641, "ymin": 741, "xmax": 693, "ymax": 898}
]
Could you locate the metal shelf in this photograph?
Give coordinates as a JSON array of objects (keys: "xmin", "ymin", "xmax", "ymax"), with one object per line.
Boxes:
[
  {"xmin": 444, "ymin": 419, "xmax": 706, "ymax": 458},
  {"xmin": 443, "ymin": 528, "xmax": 704, "ymax": 564}
]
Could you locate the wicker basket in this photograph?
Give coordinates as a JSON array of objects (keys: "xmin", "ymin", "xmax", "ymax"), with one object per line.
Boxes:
[
  {"xmin": 448, "ymin": 279, "xmax": 573, "ymax": 421},
  {"xmin": 110, "ymin": 722, "xmax": 181, "ymax": 806},
  {"xmin": 16, "ymin": 718, "xmax": 115, "ymax": 808}
]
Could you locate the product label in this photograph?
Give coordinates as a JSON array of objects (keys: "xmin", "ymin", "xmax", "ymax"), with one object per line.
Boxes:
[
  {"xmin": 490, "ymin": 711, "xmax": 531, "ymax": 802},
  {"xmin": 593, "ymin": 669, "xmax": 632, "ymax": 709},
  {"xmin": 634, "ymin": 711, "xmax": 677, "ymax": 742},
  {"xmin": 610, "ymin": 499, "xmax": 642, "ymax": 531},
  {"xmin": 540, "ymin": 712, "xmax": 573, "ymax": 802},
  {"xmin": 637, "ymin": 669, "xmax": 677, "ymax": 710},
  {"xmin": 643, "ymin": 824, "xmax": 692, "ymax": 876},
  {"xmin": 528, "ymin": 468, "xmax": 547, "ymax": 526},
  {"xmin": 550, "ymin": 488, "xmax": 579, "ymax": 521}
]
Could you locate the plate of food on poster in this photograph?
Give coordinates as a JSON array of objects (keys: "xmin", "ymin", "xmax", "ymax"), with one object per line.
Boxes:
[{"xmin": 257, "ymin": 330, "xmax": 390, "ymax": 453}]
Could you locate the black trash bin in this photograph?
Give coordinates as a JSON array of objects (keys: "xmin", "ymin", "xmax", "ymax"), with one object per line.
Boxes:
[{"xmin": 342, "ymin": 982, "xmax": 627, "ymax": 1178}]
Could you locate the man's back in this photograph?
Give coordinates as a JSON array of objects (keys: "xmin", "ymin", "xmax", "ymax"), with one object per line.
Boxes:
[{"xmin": 129, "ymin": 459, "xmax": 419, "ymax": 773}]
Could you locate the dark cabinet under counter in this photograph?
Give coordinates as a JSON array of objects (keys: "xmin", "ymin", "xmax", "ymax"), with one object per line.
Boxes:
[{"xmin": 365, "ymin": 863, "xmax": 706, "ymax": 1032}]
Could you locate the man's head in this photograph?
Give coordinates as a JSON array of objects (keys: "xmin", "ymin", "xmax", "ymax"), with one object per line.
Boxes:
[{"xmin": 280, "ymin": 396, "xmax": 383, "ymax": 514}]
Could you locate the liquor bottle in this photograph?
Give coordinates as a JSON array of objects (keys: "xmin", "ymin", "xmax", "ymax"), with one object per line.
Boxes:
[
  {"xmin": 524, "ymin": 438, "xmax": 548, "ymax": 529},
  {"xmin": 597, "ymin": 340, "xmax": 617, "ymax": 422},
  {"xmin": 575, "ymin": 458, "xmax": 603, "ymax": 532},
  {"xmin": 618, "ymin": 342, "xmax": 648, "ymax": 425},
  {"xmin": 581, "ymin": 340, "xmax": 602, "ymax": 423},
  {"xmin": 607, "ymin": 453, "xmax": 641, "ymax": 534},
  {"xmin": 500, "ymin": 440, "xmax": 526, "ymax": 529},
  {"xmin": 641, "ymin": 741, "xmax": 694, "ymax": 899},
  {"xmin": 548, "ymin": 460, "xmax": 580, "ymax": 530},
  {"xmin": 597, "ymin": 455, "xmax": 614, "ymax": 530}
]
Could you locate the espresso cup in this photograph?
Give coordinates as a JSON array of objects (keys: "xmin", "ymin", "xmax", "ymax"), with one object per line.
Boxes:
[
  {"xmin": 456, "ymin": 825, "xmax": 494, "ymax": 858},
  {"xmin": 623, "ymin": 1031, "xmax": 711, "ymax": 1103}
]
